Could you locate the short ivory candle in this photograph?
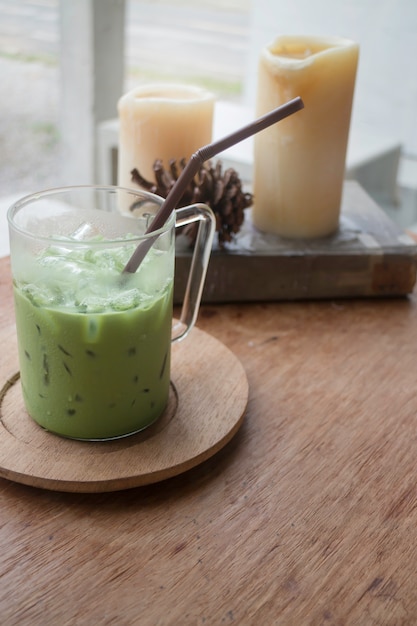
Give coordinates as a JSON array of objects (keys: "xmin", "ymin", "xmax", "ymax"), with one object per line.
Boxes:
[
  {"xmin": 253, "ymin": 35, "xmax": 359, "ymax": 238},
  {"xmin": 117, "ymin": 83, "xmax": 215, "ymax": 189}
]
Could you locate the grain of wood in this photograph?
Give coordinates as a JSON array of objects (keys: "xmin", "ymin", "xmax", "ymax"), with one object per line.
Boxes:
[{"xmin": 1, "ymin": 256, "xmax": 417, "ymax": 624}]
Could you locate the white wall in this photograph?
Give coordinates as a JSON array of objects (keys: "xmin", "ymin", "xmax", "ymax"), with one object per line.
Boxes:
[{"xmin": 244, "ymin": 0, "xmax": 417, "ymax": 157}]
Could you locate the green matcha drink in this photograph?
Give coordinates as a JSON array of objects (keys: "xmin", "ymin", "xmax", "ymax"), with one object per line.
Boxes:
[
  {"xmin": 8, "ymin": 186, "xmax": 215, "ymax": 441},
  {"xmin": 13, "ymin": 241, "xmax": 173, "ymax": 440}
]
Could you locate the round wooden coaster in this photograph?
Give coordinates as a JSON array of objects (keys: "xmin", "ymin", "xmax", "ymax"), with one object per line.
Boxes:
[{"xmin": 0, "ymin": 326, "xmax": 248, "ymax": 492}]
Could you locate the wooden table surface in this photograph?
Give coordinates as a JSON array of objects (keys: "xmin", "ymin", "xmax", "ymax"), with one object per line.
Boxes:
[{"xmin": 2, "ymin": 253, "xmax": 417, "ymax": 625}]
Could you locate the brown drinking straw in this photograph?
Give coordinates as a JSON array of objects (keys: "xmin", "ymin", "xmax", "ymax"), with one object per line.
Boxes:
[{"xmin": 123, "ymin": 96, "xmax": 304, "ymax": 273}]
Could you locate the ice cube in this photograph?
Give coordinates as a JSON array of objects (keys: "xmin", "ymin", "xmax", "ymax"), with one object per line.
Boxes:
[{"xmin": 70, "ymin": 222, "xmax": 101, "ymax": 241}]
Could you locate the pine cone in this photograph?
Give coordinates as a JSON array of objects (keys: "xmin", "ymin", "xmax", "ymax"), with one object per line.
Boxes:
[{"xmin": 130, "ymin": 158, "xmax": 253, "ymax": 247}]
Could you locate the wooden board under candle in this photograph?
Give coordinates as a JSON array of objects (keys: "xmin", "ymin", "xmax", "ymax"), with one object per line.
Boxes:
[{"xmin": 174, "ymin": 182, "xmax": 417, "ymax": 303}]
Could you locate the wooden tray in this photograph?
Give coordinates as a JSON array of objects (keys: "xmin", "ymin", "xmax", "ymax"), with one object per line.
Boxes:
[
  {"xmin": 0, "ymin": 326, "xmax": 248, "ymax": 493},
  {"xmin": 174, "ymin": 182, "xmax": 417, "ymax": 302}
]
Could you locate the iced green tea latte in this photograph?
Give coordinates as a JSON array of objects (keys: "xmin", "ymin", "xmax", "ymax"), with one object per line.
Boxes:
[
  {"xmin": 8, "ymin": 186, "xmax": 215, "ymax": 441},
  {"xmin": 14, "ymin": 241, "xmax": 173, "ymax": 440}
]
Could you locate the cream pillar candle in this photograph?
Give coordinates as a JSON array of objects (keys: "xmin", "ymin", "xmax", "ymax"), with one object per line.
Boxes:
[
  {"xmin": 253, "ymin": 35, "xmax": 359, "ymax": 239},
  {"xmin": 117, "ymin": 83, "xmax": 215, "ymax": 190}
]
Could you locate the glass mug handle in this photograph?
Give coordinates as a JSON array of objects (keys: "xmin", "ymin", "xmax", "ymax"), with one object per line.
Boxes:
[{"xmin": 171, "ymin": 203, "xmax": 216, "ymax": 343}]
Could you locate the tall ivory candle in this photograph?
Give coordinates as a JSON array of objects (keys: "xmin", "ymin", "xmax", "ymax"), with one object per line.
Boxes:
[
  {"xmin": 117, "ymin": 83, "xmax": 215, "ymax": 189},
  {"xmin": 253, "ymin": 35, "xmax": 359, "ymax": 238}
]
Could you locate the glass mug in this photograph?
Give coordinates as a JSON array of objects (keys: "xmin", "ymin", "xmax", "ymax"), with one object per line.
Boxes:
[{"xmin": 7, "ymin": 186, "xmax": 215, "ymax": 441}]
